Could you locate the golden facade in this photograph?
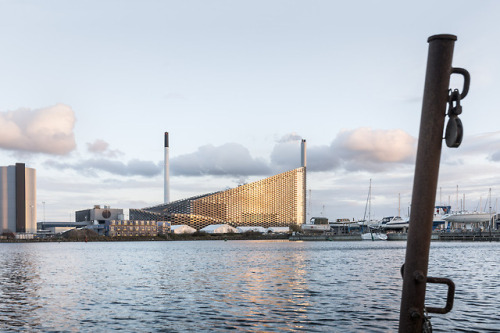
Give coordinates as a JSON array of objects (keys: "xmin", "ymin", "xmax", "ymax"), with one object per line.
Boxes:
[{"xmin": 142, "ymin": 167, "xmax": 306, "ymax": 231}]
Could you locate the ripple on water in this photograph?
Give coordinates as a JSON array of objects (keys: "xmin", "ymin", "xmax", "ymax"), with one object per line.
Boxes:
[{"xmin": 0, "ymin": 241, "xmax": 498, "ymax": 332}]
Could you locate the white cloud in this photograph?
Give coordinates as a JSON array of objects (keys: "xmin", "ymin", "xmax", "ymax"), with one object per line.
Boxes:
[
  {"xmin": 271, "ymin": 128, "xmax": 416, "ymax": 173},
  {"xmin": 87, "ymin": 139, "xmax": 123, "ymax": 158},
  {"xmin": 333, "ymin": 127, "xmax": 416, "ymax": 171},
  {"xmin": 0, "ymin": 104, "xmax": 76, "ymax": 155}
]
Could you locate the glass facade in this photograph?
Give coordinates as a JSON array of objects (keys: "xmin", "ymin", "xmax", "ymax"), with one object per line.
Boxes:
[{"xmin": 138, "ymin": 167, "xmax": 306, "ymax": 231}]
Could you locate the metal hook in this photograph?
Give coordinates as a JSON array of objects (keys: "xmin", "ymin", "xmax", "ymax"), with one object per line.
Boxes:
[{"xmin": 451, "ymin": 67, "xmax": 470, "ymax": 99}]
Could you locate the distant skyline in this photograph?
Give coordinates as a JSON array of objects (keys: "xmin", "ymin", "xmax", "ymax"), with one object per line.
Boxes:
[{"xmin": 1, "ymin": 1, "xmax": 500, "ymax": 221}]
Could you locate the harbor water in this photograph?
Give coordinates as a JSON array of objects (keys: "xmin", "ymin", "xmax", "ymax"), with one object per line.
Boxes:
[{"xmin": 0, "ymin": 240, "xmax": 498, "ymax": 332}]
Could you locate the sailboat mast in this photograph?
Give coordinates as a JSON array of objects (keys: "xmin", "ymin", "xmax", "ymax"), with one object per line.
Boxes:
[
  {"xmin": 369, "ymin": 179, "xmax": 372, "ymax": 223},
  {"xmin": 489, "ymin": 188, "xmax": 492, "ymax": 233},
  {"xmin": 398, "ymin": 193, "xmax": 401, "ymax": 217}
]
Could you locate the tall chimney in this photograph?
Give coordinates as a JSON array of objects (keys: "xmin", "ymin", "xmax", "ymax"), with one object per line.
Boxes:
[
  {"xmin": 301, "ymin": 139, "xmax": 307, "ymax": 168},
  {"xmin": 164, "ymin": 132, "xmax": 170, "ymax": 204}
]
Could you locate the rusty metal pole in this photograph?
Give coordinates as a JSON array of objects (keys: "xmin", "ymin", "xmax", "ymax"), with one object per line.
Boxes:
[{"xmin": 398, "ymin": 34, "xmax": 457, "ymax": 332}]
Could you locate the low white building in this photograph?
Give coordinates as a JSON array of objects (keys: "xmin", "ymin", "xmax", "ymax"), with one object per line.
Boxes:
[
  {"xmin": 267, "ymin": 227, "xmax": 290, "ymax": 234},
  {"xmin": 171, "ymin": 224, "xmax": 196, "ymax": 234},
  {"xmin": 200, "ymin": 224, "xmax": 237, "ymax": 234},
  {"xmin": 236, "ymin": 226, "xmax": 267, "ymax": 233}
]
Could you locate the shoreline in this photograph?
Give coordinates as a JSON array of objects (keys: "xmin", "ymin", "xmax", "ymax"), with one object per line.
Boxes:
[{"xmin": 0, "ymin": 232, "xmax": 290, "ymax": 243}]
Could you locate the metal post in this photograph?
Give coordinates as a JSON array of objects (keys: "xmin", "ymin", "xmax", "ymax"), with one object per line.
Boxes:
[{"xmin": 398, "ymin": 34, "xmax": 457, "ymax": 332}]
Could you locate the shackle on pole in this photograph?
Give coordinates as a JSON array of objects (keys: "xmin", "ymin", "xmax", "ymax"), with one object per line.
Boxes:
[{"xmin": 444, "ymin": 67, "xmax": 470, "ymax": 148}]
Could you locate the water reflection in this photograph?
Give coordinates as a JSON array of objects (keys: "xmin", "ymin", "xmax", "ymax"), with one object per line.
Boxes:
[
  {"xmin": 153, "ymin": 241, "xmax": 313, "ymax": 332},
  {"xmin": 0, "ymin": 244, "xmax": 41, "ymax": 331}
]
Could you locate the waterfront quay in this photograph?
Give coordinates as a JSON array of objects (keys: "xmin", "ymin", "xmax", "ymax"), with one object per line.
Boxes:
[
  {"xmin": 438, "ymin": 231, "xmax": 500, "ymax": 241},
  {"xmin": 289, "ymin": 231, "xmax": 500, "ymax": 242}
]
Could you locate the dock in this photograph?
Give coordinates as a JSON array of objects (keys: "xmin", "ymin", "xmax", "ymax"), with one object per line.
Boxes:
[
  {"xmin": 289, "ymin": 234, "xmax": 362, "ymax": 241},
  {"xmin": 438, "ymin": 231, "xmax": 500, "ymax": 242}
]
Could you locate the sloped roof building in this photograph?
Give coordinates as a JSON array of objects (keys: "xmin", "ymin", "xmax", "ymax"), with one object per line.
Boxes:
[{"xmin": 132, "ymin": 166, "xmax": 306, "ymax": 231}]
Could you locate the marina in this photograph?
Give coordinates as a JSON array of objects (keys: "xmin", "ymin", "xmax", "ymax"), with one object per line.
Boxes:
[
  {"xmin": 290, "ymin": 231, "xmax": 500, "ymax": 242},
  {"xmin": 296, "ymin": 210, "xmax": 500, "ymax": 242}
]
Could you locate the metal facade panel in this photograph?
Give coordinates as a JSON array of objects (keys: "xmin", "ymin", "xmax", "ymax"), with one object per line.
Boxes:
[{"xmin": 147, "ymin": 167, "xmax": 306, "ymax": 230}]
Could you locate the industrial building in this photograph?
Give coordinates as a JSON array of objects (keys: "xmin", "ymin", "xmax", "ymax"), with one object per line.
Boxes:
[
  {"xmin": 76, "ymin": 205, "xmax": 124, "ymax": 224},
  {"xmin": 129, "ymin": 138, "xmax": 307, "ymax": 231},
  {"xmin": 36, "ymin": 205, "xmax": 171, "ymax": 237},
  {"xmin": 0, "ymin": 163, "xmax": 36, "ymax": 235},
  {"xmin": 108, "ymin": 220, "xmax": 170, "ymax": 237},
  {"xmin": 135, "ymin": 166, "xmax": 306, "ymax": 231},
  {"xmin": 72, "ymin": 205, "xmax": 171, "ymax": 236}
]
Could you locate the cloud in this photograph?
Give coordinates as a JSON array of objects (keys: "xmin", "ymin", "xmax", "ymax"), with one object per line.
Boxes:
[
  {"xmin": 276, "ymin": 132, "xmax": 303, "ymax": 143},
  {"xmin": 333, "ymin": 127, "xmax": 416, "ymax": 171},
  {"xmin": 87, "ymin": 139, "xmax": 123, "ymax": 158},
  {"xmin": 0, "ymin": 104, "xmax": 76, "ymax": 155},
  {"xmin": 44, "ymin": 129, "xmax": 415, "ymax": 179},
  {"xmin": 171, "ymin": 143, "xmax": 271, "ymax": 176},
  {"xmin": 271, "ymin": 128, "xmax": 416, "ymax": 173},
  {"xmin": 490, "ymin": 152, "xmax": 500, "ymax": 162},
  {"xmin": 45, "ymin": 158, "xmax": 162, "ymax": 177},
  {"xmin": 438, "ymin": 131, "xmax": 500, "ymax": 165}
]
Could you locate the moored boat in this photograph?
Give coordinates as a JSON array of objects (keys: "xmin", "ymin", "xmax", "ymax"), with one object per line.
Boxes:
[
  {"xmin": 443, "ymin": 211, "xmax": 493, "ymax": 223},
  {"xmin": 381, "ymin": 216, "xmax": 409, "ymax": 230},
  {"xmin": 361, "ymin": 231, "xmax": 387, "ymax": 241}
]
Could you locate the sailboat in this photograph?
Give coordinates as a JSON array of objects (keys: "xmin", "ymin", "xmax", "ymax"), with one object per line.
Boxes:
[
  {"xmin": 360, "ymin": 180, "xmax": 387, "ymax": 241},
  {"xmin": 381, "ymin": 193, "xmax": 409, "ymax": 232}
]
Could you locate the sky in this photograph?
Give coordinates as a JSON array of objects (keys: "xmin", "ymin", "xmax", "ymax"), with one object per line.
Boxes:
[{"xmin": 1, "ymin": 0, "xmax": 500, "ymax": 222}]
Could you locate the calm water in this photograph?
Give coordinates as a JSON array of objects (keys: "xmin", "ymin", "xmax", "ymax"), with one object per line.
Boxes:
[{"xmin": 0, "ymin": 240, "xmax": 498, "ymax": 332}]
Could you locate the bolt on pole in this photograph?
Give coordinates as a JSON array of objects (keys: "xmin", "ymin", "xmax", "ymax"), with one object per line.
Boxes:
[{"xmin": 398, "ymin": 34, "xmax": 457, "ymax": 333}]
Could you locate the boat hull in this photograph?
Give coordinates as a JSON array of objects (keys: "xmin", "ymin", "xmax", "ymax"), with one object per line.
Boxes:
[
  {"xmin": 444, "ymin": 213, "xmax": 492, "ymax": 223},
  {"xmin": 361, "ymin": 233, "xmax": 387, "ymax": 241}
]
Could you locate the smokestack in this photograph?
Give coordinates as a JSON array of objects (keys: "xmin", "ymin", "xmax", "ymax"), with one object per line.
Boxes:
[
  {"xmin": 301, "ymin": 139, "xmax": 307, "ymax": 168},
  {"xmin": 164, "ymin": 132, "xmax": 170, "ymax": 204}
]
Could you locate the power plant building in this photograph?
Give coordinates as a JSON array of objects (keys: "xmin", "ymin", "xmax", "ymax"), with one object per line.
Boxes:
[
  {"xmin": 128, "ymin": 134, "xmax": 307, "ymax": 231},
  {"xmin": 133, "ymin": 165, "xmax": 306, "ymax": 231},
  {"xmin": 0, "ymin": 163, "xmax": 37, "ymax": 234}
]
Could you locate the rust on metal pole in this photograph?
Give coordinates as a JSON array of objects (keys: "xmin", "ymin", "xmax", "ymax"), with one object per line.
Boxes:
[{"xmin": 398, "ymin": 34, "xmax": 457, "ymax": 332}]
